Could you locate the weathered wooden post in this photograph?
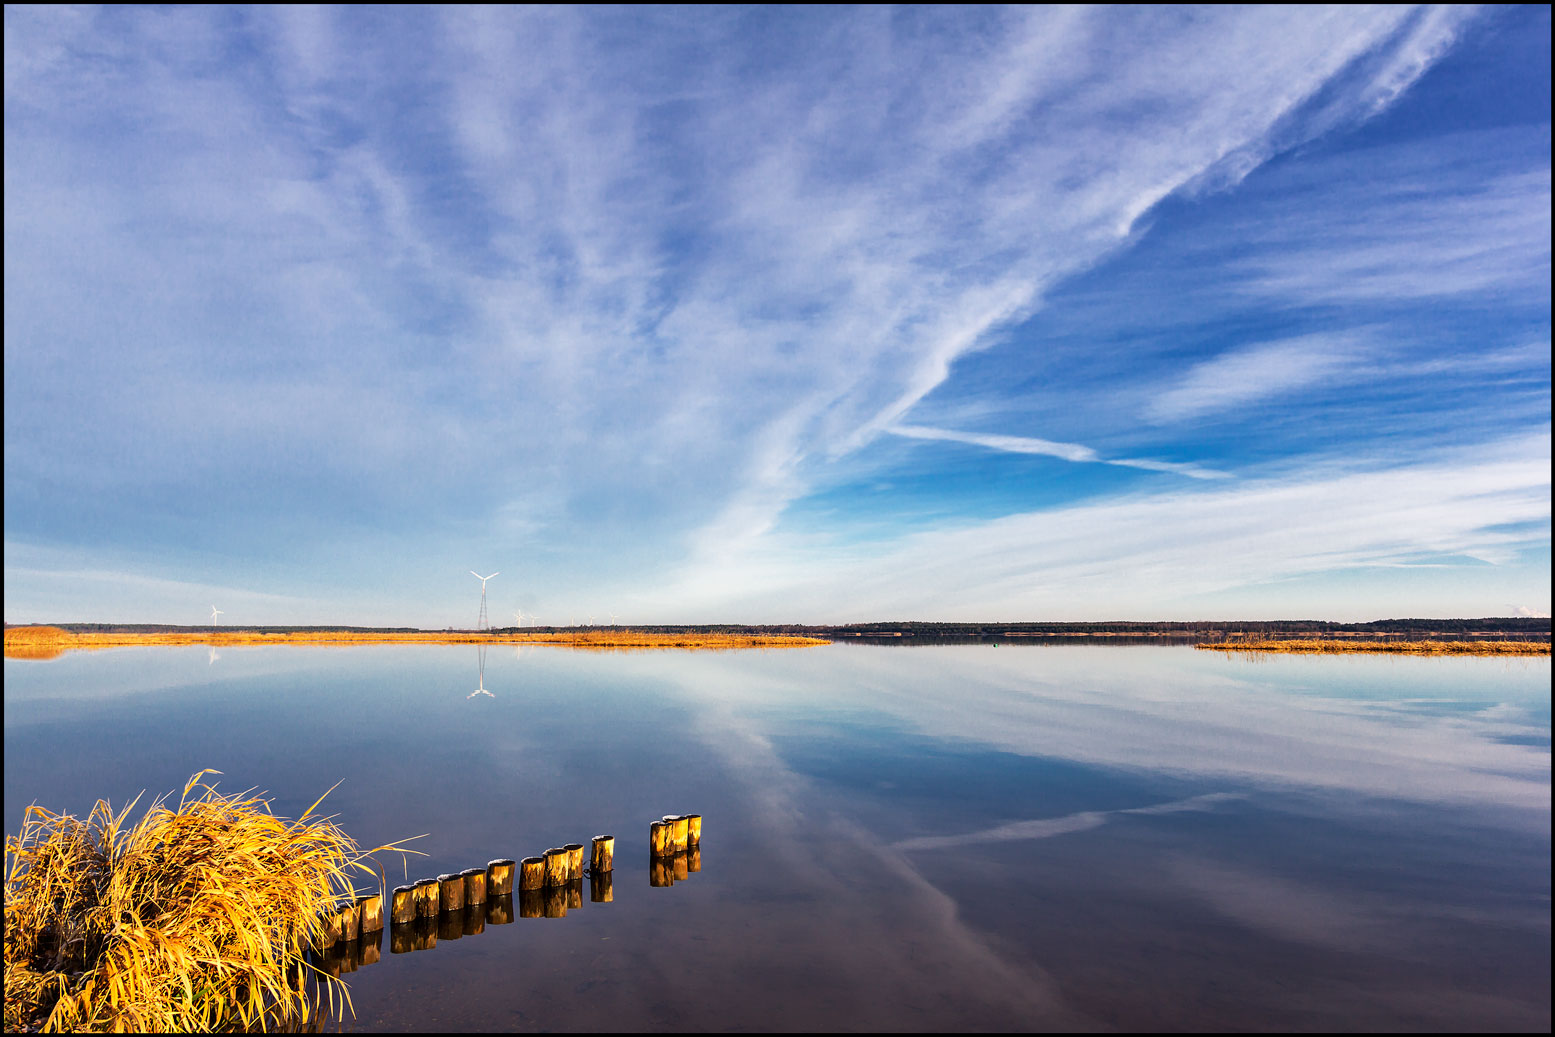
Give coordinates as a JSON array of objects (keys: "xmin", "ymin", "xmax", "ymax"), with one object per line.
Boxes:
[
  {"xmin": 486, "ymin": 894, "xmax": 514, "ymax": 925},
  {"xmin": 520, "ymin": 856, "xmax": 546, "ymax": 891},
  {"xmin": 663, "ymin": 815, "xmax": 690, "ymax": 853},
  {"xmin": 461, "ymin": 867, "xmax": 487, "ymax": 905},
  {"xmin": 337, "ymin": 900, "xmax": 360, "ymax": 942},
  {"xmin": 314, "ymin": 911, "xmax": 339, "ymax": 951},
  {"xmin": 357, "ymin": 891, "xmax": 384, "ymax": 933},
  {"xmin": 590, "ymin": 835, "xmax": 614, "ymax": 874},
  {"xmin": 487, "ymin": 858, "xmax": 516, "ymax": 896},
  {"xmin": 544, "ymin": 847, "xmax": 569, "ymax": 887},
  {"xmin": 685, "ymin": 813, "xmax": 702, "ymax": 847},
  {"xmin": 391, "ymin": 885, "xmax": 417, "ymax": 925},
  {"xmin": 438, "ymin": 873, "xmax": 466, "ymax": 914},
  {"xmin": 590, "ymin": 871, "xmax": 614, "ymax": 903},
  {"xmin": 414, "ymin": 877, "xmax": 440, "ymax": 918},
  {"xmin": 564, "ymin": 843, "xmax": 585, "ymax": 881},
  {"xmin": 650, "ymin": 820, "xmax": 671, "ymax": 857}
]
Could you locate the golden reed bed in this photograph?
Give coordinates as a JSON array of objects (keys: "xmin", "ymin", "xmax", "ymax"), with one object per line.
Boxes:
[
  {"xmin": 1197, "ymin": 639, "xmax": 1549, "ymax": 656},
  {"xmin": 3, "ymin": 626, "xmax": 825, "ymax": 659},
  {"xmin": 5, "ymin": 771, "xmax": 414, "ymax": 1033}
]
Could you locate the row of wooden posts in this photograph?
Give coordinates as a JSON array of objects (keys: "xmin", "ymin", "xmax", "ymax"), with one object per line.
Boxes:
[{"xmin": 313, "ymin": 814, "xmax": 703, "ymax": 957}]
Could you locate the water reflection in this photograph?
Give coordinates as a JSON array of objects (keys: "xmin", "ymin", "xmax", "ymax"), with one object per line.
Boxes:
[
  {"xmin": 467, "ymin": 644, "xmax": 493, "ymax": 699},
  {"xmin": 3, "ymin": 645, "xmax": 1547, "ymax": 1032}
]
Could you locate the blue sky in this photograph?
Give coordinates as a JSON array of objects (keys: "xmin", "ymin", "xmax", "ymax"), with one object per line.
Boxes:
[{"xmin": 4, "ymin": 5, "xmax": 1549, "ymax": 626}]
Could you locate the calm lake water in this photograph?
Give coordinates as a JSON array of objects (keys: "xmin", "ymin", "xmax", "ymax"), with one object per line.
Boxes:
[{"xmin": 4, "ymin": 643, "xmax": 1549, "ymax": 1031}]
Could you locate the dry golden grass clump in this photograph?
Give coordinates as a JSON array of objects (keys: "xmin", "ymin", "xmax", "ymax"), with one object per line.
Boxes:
[
  {"xmin": 1197, "ymin": 639, "xmax": 1549, "ymax": 656},
  {"xmin": 4, "ymin": 771, "xmax": 402, "ymax": 1033}
]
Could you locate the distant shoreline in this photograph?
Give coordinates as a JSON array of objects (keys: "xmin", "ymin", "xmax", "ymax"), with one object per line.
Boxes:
[
  {"xmin": 1197, "ymin": 639, "xmax": 1549, "ymax": 656},
  {"xmin": 6, "ymin": 620, "xmax": 1548, "ymax": 660},
  {"xmin": 1, "ymin": 626, "xmax": 826, "ymax": 659}
]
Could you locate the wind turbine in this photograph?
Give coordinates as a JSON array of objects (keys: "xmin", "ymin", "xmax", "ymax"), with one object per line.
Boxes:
[
  {"xmin": 469, "ymin": 571, "xmax": 499, "ymax": 631},
  {"xmin": 210, "ymin": 606, "xmax": 223, "ymax": 627}
]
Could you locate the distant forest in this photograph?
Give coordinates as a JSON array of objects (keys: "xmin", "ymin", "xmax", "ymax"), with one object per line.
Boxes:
[{"xmin": 17, "ymin": 618, "xmax": 1549, "ymax": 639}]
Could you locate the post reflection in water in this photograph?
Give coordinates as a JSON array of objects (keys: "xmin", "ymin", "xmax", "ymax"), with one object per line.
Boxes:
[
  {"xmin": 486, "ymin": 893, "xmax": 514, "ymax": 925},
  {"xmin": 543, "ymin": 883, "xmax": 568, "ymax": 918},
  {"xmin": 649, "ymin": 849, "xmax": 701, "ymax": 887},
  {"xmin": 437, "ymin": 911, "xmax": 464, "ymax": 942},
  {"xmin": 518, "ymin": 888, "xmax": 543, "ymax": 918},
  {"xmin": 590, "ymin": 871, "xmax": 613, "ymax": 903},
  {"xmin": 312, "ymin": 924, "xmax": 383, "ymax": 976}
]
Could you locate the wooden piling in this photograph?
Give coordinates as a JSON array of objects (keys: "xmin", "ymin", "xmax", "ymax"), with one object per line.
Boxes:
[
  {"xmin": 650, "ymin": 820, "xmax": 671, "ymax": 857},
  {"xmin": 685, "ymin": 813, "xmax": 702, "ymax": 847},
  {"xmin": 518, "ymin": 887, "xmax": 543, "ymax": 918},
  {"xmin": 337, "ymin": 900, "xmax": 360, "ymax": 942},
  {"xmin": 438, "ymin": 873, "xmax": 465, "ymax": 914},
  {"xmin": 391, "ymin": 885, "xmax": 417, "ymax": 925},
  {"xmin": 358, "ymin": 891, "xmax": 384, "ymax": 933},
  {"xmin": 315, "ymin": 910, "xmax": 339, "ymax": 951},
  {"xmin": 667, "ymin": 815, "xmax": 690, "ymax": 853},
  {"xmin": 564, "ymin": 843, "xmax": 585, "ymax": 881},
  {"xmin": 590, "ymin": 871, "xmax": 614, "ymax": 903},
  {"xmin": 486, "ymin": 893, "xmax": 514, "ymax": 925},
  {"xmin": 591, "ymin": 835, "xmax": 614, "ymax": 874},
  {"xmin": 544, "ymin": 847, "xmax": 569, "ymax": 887},
  {"xmin": 520, "ymin": 856, "xmax": 546, "ymax": 891},
  {"xmin": 462, "ymin": 866, "xmax": 487, "ymax": 905},
  {"xmin": 487, "ymin": 858, "xmax": 516, "ymax": 896},
  {"xmin": 414, "ymin": 877, "xmax": 440, "ymax": 918}
]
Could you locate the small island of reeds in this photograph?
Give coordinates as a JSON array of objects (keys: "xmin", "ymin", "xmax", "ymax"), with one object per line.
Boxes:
[
  {"xmin": 1196, "ymin": 639, "xmax": 1549, "ymax": 656},
  {"xmin": 3, "ymin": 771, "xmax": 406, "ymax": 1033}
]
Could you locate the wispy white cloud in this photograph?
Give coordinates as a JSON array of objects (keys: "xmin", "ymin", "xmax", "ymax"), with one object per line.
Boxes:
[
  {"xmin": 888, "ymin": 423, "xmax": 1228, "ymax": 478},
  {"xmin": 1147, "ymin": 334, "xmax": 1368, "ymax": 423},
  {"xmin": 663, "ymin": 430, "xmax": 1551, "ymax": 621}
]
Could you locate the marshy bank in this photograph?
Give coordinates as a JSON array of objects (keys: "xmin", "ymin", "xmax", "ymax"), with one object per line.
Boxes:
[
  {"xmin": 2, "ymin": 626, "xmax": 825, "ymax": 659},
  {"xmin": 1197, "ymin": 638, "xmax": 1550, "ymax": 655},
  {"xmin": 3, "ymin": 771, "xmax": 411, "ymax": 1033}
]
